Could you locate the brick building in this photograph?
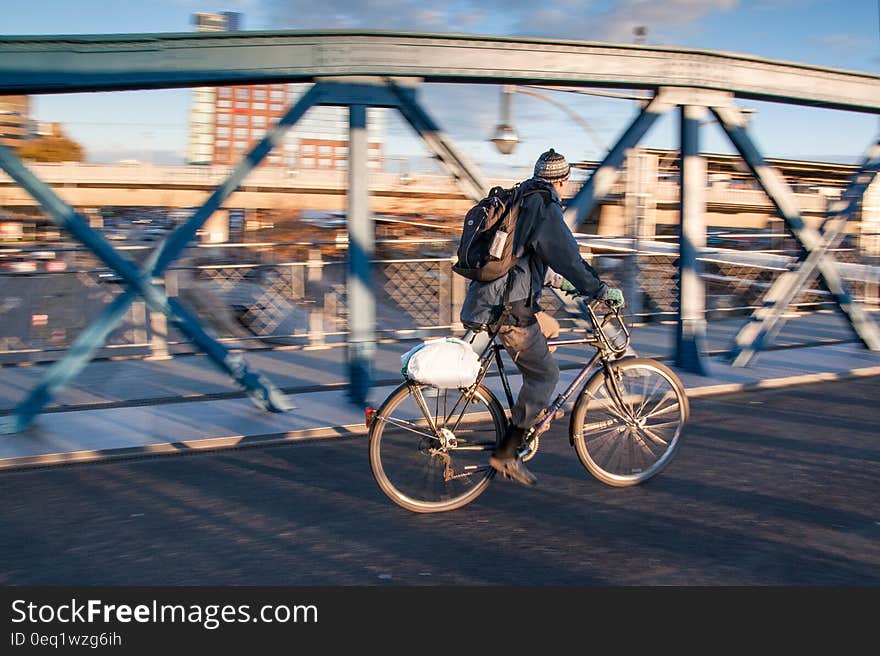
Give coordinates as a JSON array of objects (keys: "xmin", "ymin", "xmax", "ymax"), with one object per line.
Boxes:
[
  {"xmin": 0, "ymin": 96, "xmax": 30, "ymax": 150},
  {"xmin": 187, "ymin": 11, "xmax": 384, "ymax": 169}
]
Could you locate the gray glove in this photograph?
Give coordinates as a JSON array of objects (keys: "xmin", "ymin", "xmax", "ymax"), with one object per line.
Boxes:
[{"xmin": 602, "ymin": 287, "xmax": 625, "ymax": 310}]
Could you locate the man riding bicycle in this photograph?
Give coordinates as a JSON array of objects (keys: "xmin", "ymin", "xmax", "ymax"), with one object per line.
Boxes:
[{"xmin": 459, "ymin": 148, "xmax": 624, "ymax": 487}]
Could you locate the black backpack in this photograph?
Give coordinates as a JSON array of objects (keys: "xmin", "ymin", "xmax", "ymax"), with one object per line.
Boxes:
[{"xmin": 451, "ymin": 184, "xmax": 548, "ymax": 282}]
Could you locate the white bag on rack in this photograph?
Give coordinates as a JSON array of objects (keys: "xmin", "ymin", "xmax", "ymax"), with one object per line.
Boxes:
[{"xmin": 400, "ymin": 337, "xmax": 481, "ymax": 389}]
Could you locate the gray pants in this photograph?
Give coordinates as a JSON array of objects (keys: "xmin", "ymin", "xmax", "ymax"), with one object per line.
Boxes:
[{"xmin": 498, "ymin": 321, "xmax": 560, "ymax": 429}]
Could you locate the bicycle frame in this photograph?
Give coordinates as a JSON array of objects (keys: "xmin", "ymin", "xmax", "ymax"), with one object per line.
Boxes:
[
  {"xmin": 407, "ymin": 301, "xmax": 631, "ymax": 447},
  {"xmin": 520, "ymin": 303, "xmax": 631, "ymax": 453}
]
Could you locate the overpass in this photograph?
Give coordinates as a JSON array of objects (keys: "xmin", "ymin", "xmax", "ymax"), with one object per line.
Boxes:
[
  {"xmin": 0, "ymin": 156, "xmax": 868, "ymax": 235},
  {"xmin": 0, "ymin": 165, "xmax": 475, "ymax": 215},
  {"xmin": 1, "ymin": 30, "xmax": 878, "ymax": 433}
]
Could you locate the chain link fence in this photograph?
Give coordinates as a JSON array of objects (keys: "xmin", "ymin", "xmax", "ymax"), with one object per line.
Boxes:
[{"xmin": 1, "ymin": 234, "xmax": 878, "ymax": 364}]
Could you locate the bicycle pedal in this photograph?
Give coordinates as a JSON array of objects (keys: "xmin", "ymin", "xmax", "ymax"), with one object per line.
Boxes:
[{"xmin": 536, "ymin": 408, "xmax": 564, "ymax": 426}]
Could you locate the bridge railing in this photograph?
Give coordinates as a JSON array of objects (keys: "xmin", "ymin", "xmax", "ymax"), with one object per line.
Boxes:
[{"xmin": 1, "ymin": 234, "xmax": 877, "ymax": 365}]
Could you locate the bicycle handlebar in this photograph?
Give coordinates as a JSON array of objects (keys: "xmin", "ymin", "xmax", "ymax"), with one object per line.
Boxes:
[{"xmin": 582, "ymin": 297, "xmax": 630, "ymax": 355}]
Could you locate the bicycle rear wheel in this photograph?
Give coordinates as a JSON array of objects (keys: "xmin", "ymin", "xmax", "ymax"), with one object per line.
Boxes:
[
  {"xmin": 570, "ymin": 358, "xmax": 688, "ymax": 487},
  {"xmin": 369, "ymin": 382, "xmax": 506, "ymax": 513}
]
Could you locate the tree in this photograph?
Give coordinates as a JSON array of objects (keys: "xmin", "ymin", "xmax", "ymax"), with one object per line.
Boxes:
[{"xmin": 18, "ymin": 126, "xmax": 85, "ymax": 163}]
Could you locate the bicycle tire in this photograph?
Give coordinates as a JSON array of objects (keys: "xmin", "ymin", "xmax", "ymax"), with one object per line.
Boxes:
[
  {"xmin": 570, "ymin": 358, "xmax": 688, "ymax": 487},
  {"xmin": 369, "ymin": 381, "xmax": 506, "ymax": 513}
]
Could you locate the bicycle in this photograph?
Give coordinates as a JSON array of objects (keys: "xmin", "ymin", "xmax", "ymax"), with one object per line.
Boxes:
[{"xmin": 367, "ymin": 299, "xmax": 689, "ymax": 513}]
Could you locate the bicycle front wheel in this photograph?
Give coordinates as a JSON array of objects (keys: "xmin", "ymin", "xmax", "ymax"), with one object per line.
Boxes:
[
  {"xmin": 570, "ymin": 358, "xmax": 688, "ymax": 487},
  {"xmin": 369, "ymin": 382, "xmax": 506, "ymax": 513}
]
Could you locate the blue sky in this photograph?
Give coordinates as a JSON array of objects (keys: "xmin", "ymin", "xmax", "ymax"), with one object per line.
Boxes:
[{"xmin": 4, "ymin": 0, "xmax": 879, "ymax": 174}]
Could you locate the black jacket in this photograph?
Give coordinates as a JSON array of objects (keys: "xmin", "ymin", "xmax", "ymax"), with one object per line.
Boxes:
[{"xmin": 460, "ymin": 177, "xmax": 607, "ymax": 328}]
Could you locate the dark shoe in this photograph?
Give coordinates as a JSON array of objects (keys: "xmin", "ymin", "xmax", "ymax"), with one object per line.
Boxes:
[
  {"xmin": 494, "ymin": 425, "xmax": 526, "ymax": 460},
  {"xmin": 488, "ymin": 455, "xmax": 538, "ymax": 487}
]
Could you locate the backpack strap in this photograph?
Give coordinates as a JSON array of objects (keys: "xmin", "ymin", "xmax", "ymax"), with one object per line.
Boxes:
[
  {"xmin": 490, "ymin": 269, "xmax": 517, "ymax": 330},
  {"xmin": 489, "ymin": 186, "xmax": 555, "ymax": 325}
]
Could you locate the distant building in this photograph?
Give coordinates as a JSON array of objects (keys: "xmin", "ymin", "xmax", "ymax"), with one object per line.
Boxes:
[
  {"xmin": 186, "ymin": 11, "xmax": 243, "ymax": 164},
  {"xmin": 186, "ymin": 11, "xmax": 384, "ymax": 169},
  {"xmin": 33, "ymin": 121, "xmax": 63, "ymax": 138},
  {"xmin": 0, "ymin": 96, "xmax": 30, "ymax": 150},
  {"xmin": 211, "ymin": 82, "xmax": 289, "ymax": 167},
  {"xmin": 194, "ymin": 10, "xmax": 240, "ymax": 31},
  {"xmin": 283, "ymin": 88, "xmax": 385, "ymax": 171}
]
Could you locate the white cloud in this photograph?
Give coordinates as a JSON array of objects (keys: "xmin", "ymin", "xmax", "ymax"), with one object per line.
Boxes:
[
  {"xmin": 264, "ymin": 0, "xmax": 476, "ymax": 32},
  {"xmin": 751, "ymin": 0, "xmax": 814, "ymax": 9},
  {"xmin": 166, "ymin": 0, "xmax": 260, "ymax": 8},
  {"xmin": 814, "ymin": 33, "xmax": 875, "ymax": 51},
  {"xmin": 260, "ymin": 0, "xmax": 739, "ymax": 44},
  {"xmin": 510, "ymin": 0, "xmax": 739, "ymax": 42}
]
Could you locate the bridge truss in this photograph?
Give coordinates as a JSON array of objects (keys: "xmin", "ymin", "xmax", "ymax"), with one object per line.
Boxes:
[{"xmin": 0, "ymin": 31, "xmax": 878, "ymax": 430}]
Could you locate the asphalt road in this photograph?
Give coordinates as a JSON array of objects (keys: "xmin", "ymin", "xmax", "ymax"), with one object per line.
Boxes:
[{"xmin": 0, "ymin": 377, "xmax": 877, "ymax": 586}]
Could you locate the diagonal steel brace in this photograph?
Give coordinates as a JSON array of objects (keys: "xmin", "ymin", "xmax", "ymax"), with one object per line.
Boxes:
[
  {"xmin": 564, "ymin": 92, "xmax": 674, "ymax": 230},
  {"xmin": 385, "ymin": 80, "xmax": 489, "ymax": 202},
  {"xmin": 712, "ymin": 104, "xmax": 880, "ymax": 366},
  {"xmin": 0, "ymin": 84, "xmax": 327, "ymax": 433}
]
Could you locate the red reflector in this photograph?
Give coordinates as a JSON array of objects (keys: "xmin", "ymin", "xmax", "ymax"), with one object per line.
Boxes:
[{"xmin": 365, "ymin": 406, "xmax": 376, "ymax": 429}]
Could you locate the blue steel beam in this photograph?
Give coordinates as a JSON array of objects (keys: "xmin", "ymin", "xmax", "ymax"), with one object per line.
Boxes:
[
  {"xmin": 150, "ymin": 83, "xmax": 324, "ymax": 275},
  {"xmin": 726, "ymin": 139, "xmax": 880, "ymax": 365},
  {"xmin": 346, "ymin": 104, "xmax": 374, "ymax": 406},
  {"xmin": 711, "ymin": 106, "xmax": 880, "ymax": 365},
  {"xmin": 0, "ymin": 32, "xmax": 877, "ymax": 113},
  {"xmin": 3, "ymin": 77, "xmax": 489, "ymax": 426},
  {"xmin": 564, "ymin": 93, "xmax": 672, "ymax": 229},
  {"xmin": 675, "ymin": 105, "xmax": 709, "ymax": 375},
  {"xmin": 329, "ymin": 79, "xmax": 488, "ymax": 404},
  {"xmin": 0, "ymin": 149, "xmax": 295, "ymax": 429},
  {"xmin": 0, "ymin": 85, "xmax": 326, "ymax": 433},
  {"xmin": 387, "ymin": 82, "xmax": 489, "ymax": 202},
  {"xmin": 313, "ymin": 79, "xmax": 404, "ymax": 109}
]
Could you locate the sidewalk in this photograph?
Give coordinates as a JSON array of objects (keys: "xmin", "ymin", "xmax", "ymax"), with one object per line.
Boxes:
[{"xmin": 1, "ymin": 313, "xmax": 878, "ymax": 470}]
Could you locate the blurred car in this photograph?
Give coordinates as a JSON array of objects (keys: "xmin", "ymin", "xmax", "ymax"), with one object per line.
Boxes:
[
  {"xmin": 3, "ymin": 260, "xmax": 37, "ymax": 273},
  {"xmin": 97, "ymin": 271, "xmax": 123, "ymax": 283},
  {"xmin": 45, "ymin": 260, "xmax": 67, "ymax": 272}
]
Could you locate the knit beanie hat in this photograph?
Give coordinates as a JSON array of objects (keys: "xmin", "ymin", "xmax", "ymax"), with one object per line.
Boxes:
[{"xmin": 533, "ymin": 148, "xmax": 570, "ymax": 182}]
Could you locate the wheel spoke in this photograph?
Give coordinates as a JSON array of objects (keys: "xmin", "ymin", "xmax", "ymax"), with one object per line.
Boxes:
[
  {"xmin": 593, "ymin": 420, "xmax": 626, "ymax": 472},
  {"xmin": 609, "ymin": 377, "xmax": 634, "ymax": 421},
  {"xmin": 642, "ymin": 388, "xmax": 677, "ymax": 419},
  {"xmin": 584, "ymin": 427, "xmax": 624, "ymax": 455},
  {"xmin": 633, "ymin": 371, "xmax": 663, "ymax": 417},
  {"xmin": 376, "ymin": 415, "xmax": 438, "ymax": 440},
  {"xmin": 639, "ymin": 425, "xmax": 669, "ymax": 447},
  {"xmin": 607, "ymin": 428, "xmax": 629, "ymax": 474},
  {"xmin": 642, "ymin": 418, "xmax": 680, "ymax": 431},
  {"xmin": 630, "ymin": 430, "xmax": 657, "ymax": 461},
  {"xmin": 645, "ymin": 399, "xmax": 680, "ymax": 419},
  {"xmin": 587, "ymin": 386, "xmax": 630, "ymax": 423}
]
